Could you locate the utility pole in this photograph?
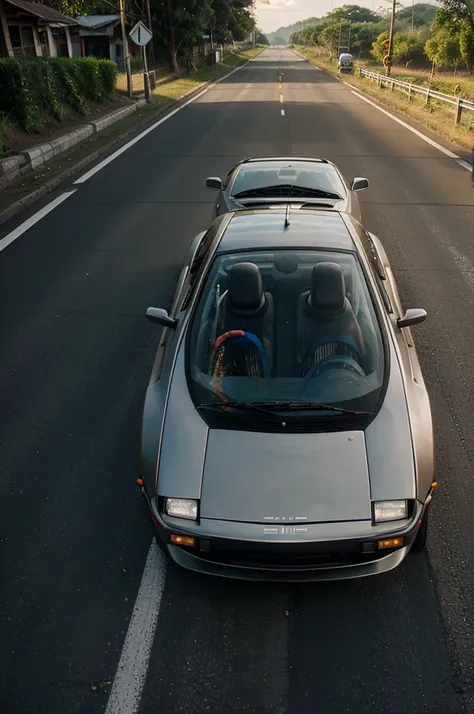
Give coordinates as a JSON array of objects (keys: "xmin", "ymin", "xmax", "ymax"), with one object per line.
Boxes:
[
  {"xmin": 348, "ymin": 19, "xmax": 352, "ymax": 53},
  {"xmin": 385, "ymin": 0, "xmax": 396, "ymax": 77},
  {"xmin": 411, "ymin": 0, "xmax": 414, "ymax": 32},
  {"xmin": 145, "ymin": 0, "xmax": 154, "ymax": 64},
  {"xmin": 119, "ymin": 0, "xmax": 132, "ymax": 97}
]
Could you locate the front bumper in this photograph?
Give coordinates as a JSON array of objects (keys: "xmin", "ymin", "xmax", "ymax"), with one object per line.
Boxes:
[
  {"xmin": 167, "ymin": 542, "xmax": 410, "ymax": 582},
  {"xmin": 141, "ymin": 490, "xmax": 431, "ymax": 583}
]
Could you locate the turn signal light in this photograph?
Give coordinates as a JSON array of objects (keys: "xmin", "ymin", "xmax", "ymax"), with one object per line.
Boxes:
[
  {"xmin": 378, "ymin": 537, "xmax": 403, "ymax": 550},
  {"xmin": 170, "ymin": 534, "xmax": 196, "ymax": 548}
]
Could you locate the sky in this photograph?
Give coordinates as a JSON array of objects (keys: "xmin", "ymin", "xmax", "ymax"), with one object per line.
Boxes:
[{"xmin": 255, "ymin": 0, "xmax": 408, "ymax": 33}]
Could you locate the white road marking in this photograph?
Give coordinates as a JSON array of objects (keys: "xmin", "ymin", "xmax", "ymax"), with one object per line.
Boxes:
[
  {"xmin": 350, "ymin": 89, "xmax": 471, "ymax": 171},
  {"xmin": 456, "ymin": 158, "xmax": 473, "ymax": 172},
  {"xmin": 0, "ymin": 191, "xmax": 76, "ymax": 253},
  {"xmin": 104, "ymin": 540, "xmax": 167, "ymax": 714},
  {"xmin": 447, "ymin": 245, "xmax": 474, "ymax": 292},
  {"xmin": 74, "ymin": 57, "xmax": 257, "ymax": 185},
  {"xmin": 281, "ymin": 109, "xmax": 285, "ymax": 116}
]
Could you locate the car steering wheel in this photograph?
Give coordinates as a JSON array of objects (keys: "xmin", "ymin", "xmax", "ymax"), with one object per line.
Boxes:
[
  {"xmin": 211, "ymin": 330, "xmax": 269, "ymax": 378},
  {"xmin": 306, "ymin": 354, "xmax": 366, "ymax": 379}
]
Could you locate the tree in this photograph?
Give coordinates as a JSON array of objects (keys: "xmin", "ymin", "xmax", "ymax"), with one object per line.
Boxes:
[
  {"xmin": 393, "ymin": 31, "xmax": 426, "ymax": 65},
  {"xmin": 255, "ymin": 29, "xmax": 269, "ymax": 45},
  {"xmin": 460, "ymin": 22, "xmax": 474, "ymax": 68},
  {"xmin": 42, "ymin": 0, "xmax": 112, "ymax": 17},
  {"xmin": 324, "ymin": 4, "xmax": 382, "ymax": 24},
  {"xmin": 371, "ymin": 30, "xmax": 389, "ymax": 62},
  {"xmin": 428, "ymin": 5, "xmax": 474, "ymax": 70},
  {"xmin": 425, "ymin": 32, "xmax": 462, "ymax": 67},
  {"xmin": 350, "ymin": 22, "xmax": 383, "ymax": 57},
  {"xmin": 144, "ymin": 0, "xmax": 256, "ymax": 73},
  {"xmin": 440, "ymin": 0, "xmax": 474, "ymax": 33}
]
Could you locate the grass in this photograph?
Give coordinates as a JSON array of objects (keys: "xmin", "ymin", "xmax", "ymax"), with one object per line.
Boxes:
[
  {"xmin": 294, "ymin": 47, "xmax": 474, "ymax": 151},
  {"xmin": 151, "ymin": 47, "xmax": 263, "ymax": 103},
  {"xmin": 116, "ymin": 65, "xmax": 174, "ymax": 94}
]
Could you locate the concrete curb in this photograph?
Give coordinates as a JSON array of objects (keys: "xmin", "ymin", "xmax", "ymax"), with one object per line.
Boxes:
[
  {"xmin": 0, "ymin": 54, "xmax": 261, "ymax": 228},
  {"xmin": 0, "ymin": 100, "xmax": 147, "ymax": 187}
]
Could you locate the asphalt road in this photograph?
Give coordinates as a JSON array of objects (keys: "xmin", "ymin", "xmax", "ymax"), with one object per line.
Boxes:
[{"xmin": 1, "ymin": 48, "xmax": 474, "ymax": 714}]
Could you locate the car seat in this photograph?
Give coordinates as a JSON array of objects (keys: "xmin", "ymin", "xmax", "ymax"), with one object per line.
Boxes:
[
  {"xmin": 296, "ymin": 262, "xmax": 366, "ymax": 377},
  {"xmin": 211, "ymin": 262, "xmax": 274, "ymax": 379}
]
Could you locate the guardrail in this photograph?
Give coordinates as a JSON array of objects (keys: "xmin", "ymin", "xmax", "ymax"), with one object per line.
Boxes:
[{"xmin": 357, "ymin": 67, "xmax": 474, "ymax": 125}]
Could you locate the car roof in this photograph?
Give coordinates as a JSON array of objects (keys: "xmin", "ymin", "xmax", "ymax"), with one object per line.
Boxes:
[{"xmin": 216, "ymin": 208, "xmax": 356, "ymax": 253}]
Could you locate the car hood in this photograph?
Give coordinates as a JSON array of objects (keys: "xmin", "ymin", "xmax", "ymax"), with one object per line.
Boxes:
[
  {"xmin": 200, "ymin": 430, "xmax": 371, "ymax": 524},
  {"xmin": 157, "ymin": 340, "xmax": 415, "ymax": 519}
]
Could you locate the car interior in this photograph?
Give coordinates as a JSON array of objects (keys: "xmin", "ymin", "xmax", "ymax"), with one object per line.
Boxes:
[{"xmin": 192, "ymin": 251, "xmax": 382, "ymax": 404}]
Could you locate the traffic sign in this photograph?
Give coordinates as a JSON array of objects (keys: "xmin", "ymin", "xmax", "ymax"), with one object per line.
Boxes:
[{"xmin": 129, "ymin": 21, "xmax": 152, "ymax": 47}]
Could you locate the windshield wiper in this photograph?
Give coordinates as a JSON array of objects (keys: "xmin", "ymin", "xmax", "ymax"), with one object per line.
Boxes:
[
  {"xmin": 233, "ymin": 184, "xmax": 342, "ymax": 200},
  {"xmin": 198, "ymin": 400, "xmax": 372, "ymax": 416},
  {"xmin": 247, "ymin": 401, "xmax": 373, "ymax": 415},
  {"xmin": 197, "ymin": 400, "xmax": 285, "ymax": 416}
]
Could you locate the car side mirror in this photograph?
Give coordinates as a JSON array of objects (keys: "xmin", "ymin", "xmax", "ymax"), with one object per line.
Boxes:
[
  {"xmin": 146, "ymin": 307, "xmax": 177, "ymax": 329},
  {"xmin": 350, "ymin": 177, "xmax": 369, "ymax": 192},
  {"xmin": 206, "ymin": 177, "xmax": 224, "ymax": 191},
  {"xmin": 397, "ymin": 308, "xmax": 427, "ymax": 328}
]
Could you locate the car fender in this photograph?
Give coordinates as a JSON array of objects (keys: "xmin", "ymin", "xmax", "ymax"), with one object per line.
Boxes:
[
  {"xmin": 140, "ymin": 378, "xmax": 169, "ymax": 496},
  {"xmin": 369, "ymin": 232, "xmax": 435, "ymax": 499}
]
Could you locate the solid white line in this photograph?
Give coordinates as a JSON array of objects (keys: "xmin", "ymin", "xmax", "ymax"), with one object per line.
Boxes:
[
  {"xmin": 456, "ymin": 158, "xmax": 473, "ymax": 172},
  {"xmin": 349, "ymin": 88, "xmax": 471, "ymax": 170},
  {"xmin": 74, "ymin": 57, "xmax": 258, "ymax": 185},
  {"xmin": 281, "ymin": 109, "xmax": 285, "ymax": 116},
  {"xmin": 0, "ymin": 191, "xmax": 76, "ymax": 253},
  {"xmin": 104, "ymin": 540, "xmax": 167, "ymax": 714}
]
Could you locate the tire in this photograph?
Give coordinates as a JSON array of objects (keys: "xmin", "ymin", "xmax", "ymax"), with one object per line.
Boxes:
[{"xmin": 411, "ymin": 507, "xmax": 429, "ymax": 553}]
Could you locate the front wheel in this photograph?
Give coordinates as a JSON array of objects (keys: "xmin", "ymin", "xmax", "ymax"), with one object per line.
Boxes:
[{"xmin": 411, "ymin": 507, "xmax": 429, "ymax": 552}]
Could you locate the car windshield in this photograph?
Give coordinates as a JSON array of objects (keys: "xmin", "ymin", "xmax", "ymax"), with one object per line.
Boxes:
[
  {"xmin": 187, "ymin": 249, "xmax": 386, "ymax": 415},
  {"xmin": 230, "ymin": 161, "xmax": 346, "ymax": 200}
]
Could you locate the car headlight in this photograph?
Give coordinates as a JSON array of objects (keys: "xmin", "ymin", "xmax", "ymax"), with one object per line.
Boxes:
[
  {"xmin": 373, "ymin": 500, "xmax": 408, "ymax": 523},
  {"xmin": 165, "ymin": 498, "xmax": 198, "ymax": 520}
]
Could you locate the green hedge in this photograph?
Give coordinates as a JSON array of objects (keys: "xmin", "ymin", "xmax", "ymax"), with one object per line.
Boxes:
[{"xmin": 0, "ymin": 57, "xmax": 118, "ymax": 133}]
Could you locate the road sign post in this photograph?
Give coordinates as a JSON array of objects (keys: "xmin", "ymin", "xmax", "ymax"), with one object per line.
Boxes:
[
  {"xmin": 129, "ymin": 21, "xmax": 153, "ymax": 104},
  {"xmin": 119, "ymin": 0, "xmax": 132, "ymax": 98},
  {"xmin": 142, "ymin": 45, "xmax": 150, "ymax": 103}
]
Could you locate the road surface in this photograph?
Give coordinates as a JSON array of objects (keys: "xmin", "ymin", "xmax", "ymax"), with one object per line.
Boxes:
[{"xmin": 1, "ymin": 48, "xmax": 474, "ymax": 714}]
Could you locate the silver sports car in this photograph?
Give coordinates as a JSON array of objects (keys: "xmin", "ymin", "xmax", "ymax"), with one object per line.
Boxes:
[
  {"xmin": 206, "ymin": 157, "xmax": 368, "ymax": 223},
  {"xmin": 139, "ymin": 205, "xmax": 436, "ymax": 582}
]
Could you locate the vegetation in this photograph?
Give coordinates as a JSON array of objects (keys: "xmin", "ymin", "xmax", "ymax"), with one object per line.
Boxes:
[
  {"xmin": 41, "ymin": 0, "xmax": 261, "ymax": 73},
  {"xmin": 289, "ymin": 2, "xmax": 474, "ymax": 73},
  {"xmin": 0, "ymin": 57, "xmax": 117, "ymax": 133}
]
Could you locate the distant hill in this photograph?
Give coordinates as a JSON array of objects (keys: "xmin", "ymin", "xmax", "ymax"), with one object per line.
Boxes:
[
  {"xmin": 265, "ymin": 3, "xmax": 438, "ymax": 45},
  {"xmin": 397, "ymin": 2, "xmax": 437, "ymax": 27},
  {"xmin": 266, "ymin": 17, "xmax": 321, "ymax": 45}
]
